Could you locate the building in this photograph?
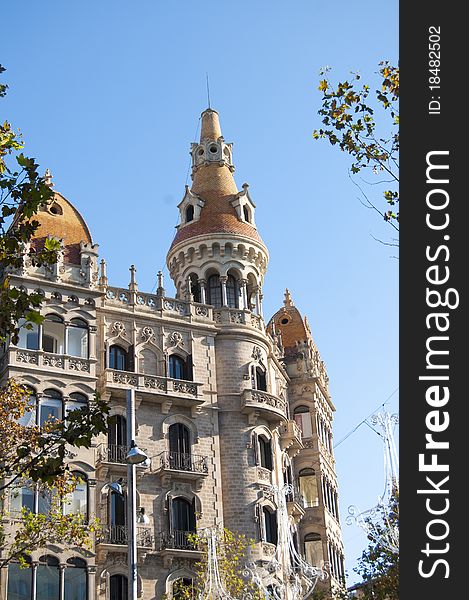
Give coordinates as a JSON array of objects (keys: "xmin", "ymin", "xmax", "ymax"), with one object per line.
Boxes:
[{"xmin": 0, "ymin": 108, "xmax": 345, "ymax": 599}]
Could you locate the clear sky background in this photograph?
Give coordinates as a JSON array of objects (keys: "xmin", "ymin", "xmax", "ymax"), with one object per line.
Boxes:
[{"xmin": 2, "ymin": 0, "xmax": 398, "ymax": 585}]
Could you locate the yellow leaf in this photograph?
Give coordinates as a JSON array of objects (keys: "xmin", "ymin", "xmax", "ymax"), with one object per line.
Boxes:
[{"xmin": 318, "ymin": 79, "xmax": 328, "ymax": 92}]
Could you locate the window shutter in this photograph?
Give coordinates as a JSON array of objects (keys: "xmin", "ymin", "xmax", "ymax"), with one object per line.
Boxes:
[
  {"xmin": 252, "ymin": 432, "xmax": 259, "ymax": 466},
  {"xmin": 167, "ymin": 495, "xmax": 173, "ymax": 532},
  {"xmin": 128, "ymin": 345, "xmax": 135, "ymax": 372},
  {"xmin": 186, "ymin": 354, "xmax": 193, "ymax": 381}
]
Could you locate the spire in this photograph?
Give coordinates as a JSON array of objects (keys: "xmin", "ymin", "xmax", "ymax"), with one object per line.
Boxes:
[
  {"xmin": 44, "ymin": 168, "xmax": 54, "ymax": 187},
  {"xmin": 284, "ymin": 288, "xmax": 294, "ymax": 307},
  {"xmin": 200, "ymin": 108, "xmax": 222, "ymax": 141}
]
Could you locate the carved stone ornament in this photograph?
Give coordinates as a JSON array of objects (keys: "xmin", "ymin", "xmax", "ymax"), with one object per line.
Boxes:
[
  {"xmin": 169, "ymin": 331, "xmax": 183, "ymax": 347},
  {"xmin": 111, "ymin": 321, "xmax": 126, "ymax": 336},
  {"xmin": 252, "ymin": 345, "xmax": 262, "ymax": 361},
  {"xmin": 141, "ymin": 326, "xmax": 155, "ymax": 343}
]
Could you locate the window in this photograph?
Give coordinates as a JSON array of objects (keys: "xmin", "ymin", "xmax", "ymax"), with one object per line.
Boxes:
[
  {"xmin": 109, "ymin": 345, "xmax": 129, "ymax": 371},
  {"xmin": 168, "ymin": 355, "xmax": 187, "ymax": 380},
  {"xmin": 40, "ymin": 389, "xmax": 62, "ymax": 426},
  {"xmin": 68, "ymin": 318, "xmax": 88, "ymax": 358},
  {"xmin": 299, "ymin": 469, "xmax": 319, "ymax": 508},
  {"xmin": 7, "ymin": 556, "xmax": 88, "ymax": 600},
  {"xmin": 42, "ymin": 314, "xmax": 65, "ymax": 354},
  {"xmin": 243, "ymin": 205, "xmax": 251, "ymax": 222},
  {"xmin": 258, "ymin": 436, "xmax": 273, "ymax": 471},
  {"xmin": 171, "ymin": 497, "xmax": 196, "ymax": 534},
  {"xmin": 17, "ymin": 319, "xmax": 39, "ymax": 350},
  {"xmin": 110, "ymin": 574, "xmax": 128, "ymax": 600},
  {"xmin": 66, "ymin": 392, "xmax": 88, "ymax": 420},
  {"xmin": 7, "ymin": 558, "xmax": 32, "ymax": 600},
  {"xmin": 10, "ymin": 482, "xmax": 34, "ymax": 514},
  {"xmin": 186, "ymin": 205, "xmax": 194, "ymax": 222},
  {"xmin": 225, "ymin": 275, "xmax": 238, "ymax": 308},
  {"xmin": 110, "ymin": 489, "xmax": 126, "ymax": 527},
  {"xmin": 294, "ymin": 406, "xmax": 313, "ymax": 438},
  {"xmin": 108, "ymin": 414, "xmax": 127, "ymax": 448},
  {"xmin": 173, "ymin": 578, "xmax": 194, "ymax": 599},
  {"xmin": 17, "ymin": 389, "xmax": 36, "ymax": 427},
  {"xmin": 252, "ymin": 365, "xmax": 267, "ymax": 391},
  {"xmin": 262, "ymin": 507, "xmax": 277, "ymax": 545},
  {"xmin": 64, "ymin": 472, "xmax": 88, "ymax": 517},
  {"xmin": 304, "ymin": 533, "xmax": 323, "ymax": 568},
  {"xmin": 169, "ymin": 423, "xmax": 191, "ymax": 470},
  {"xmin": 64, "ymin": 558, "xmax": 87, "ymax": 600},
  {"xmin": 207, "ymin": 274, "xmax": 222, "ymax": 308}
]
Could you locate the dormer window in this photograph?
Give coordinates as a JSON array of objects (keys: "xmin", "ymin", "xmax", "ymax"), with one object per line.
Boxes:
[
  {"xmin": 185, "ymin": 205, "xmax": 194, "ymax": 222},
  {"xmin": 243, "ymin": 205, "xmax": 251, "ymax": 223}
]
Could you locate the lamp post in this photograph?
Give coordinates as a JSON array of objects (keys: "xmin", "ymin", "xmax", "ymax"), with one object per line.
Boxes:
[{"xmin": 126, "ymin": 388, "xmax": 149, "ymax": 600}]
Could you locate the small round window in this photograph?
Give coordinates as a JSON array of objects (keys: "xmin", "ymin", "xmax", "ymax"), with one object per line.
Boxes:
[
  {"xmin": 198, "ymin": 148, "xmax": 204, "ymax": 156},
  {"xmin": 209, "ymin": 145, "xmax": 218, "ymax": 154},
  {"xmin": 280, "ymin": 316, "xmax": 291, "ymax": 325},
  {"xmin": 49, "ymin": 202, "xmax": 63, "ymax": 215}
]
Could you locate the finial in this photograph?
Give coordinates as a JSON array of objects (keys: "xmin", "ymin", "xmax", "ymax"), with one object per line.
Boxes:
[
  {"xmin": 156, "ymin": 270, "xmax": 165, "ymax": 297},
  {"xmin": 44, "ymin": 168, "xmax": 54, "ymax": 187},
  {"xmin": 284, "ymin": 288, "xmax": 294, "ymax": 307},
  {"xmin": 129, "ymin": 265, "xmax": 138, "ymax": 292},
  {"xmin": 99, "ymin": 258, "xmax": 108, "ymax": 287}
]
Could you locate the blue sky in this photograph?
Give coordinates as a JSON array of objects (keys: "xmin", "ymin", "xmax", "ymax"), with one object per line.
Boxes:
[{"xmin": 3, "ymin": 0, "xmax": 398, "ymax": 584}]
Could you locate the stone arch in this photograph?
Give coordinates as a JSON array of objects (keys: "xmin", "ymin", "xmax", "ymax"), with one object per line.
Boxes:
[
  {"xmin": 161, "ymin": 413, "xmax": 199, "ymax": 444},
  {"xmin": 165, "ymin": 568, "xmax": 196, "ymax": 597},
  {"xmin": 137, "ymin": 345, "xmax": 165, "ymax": 376}
]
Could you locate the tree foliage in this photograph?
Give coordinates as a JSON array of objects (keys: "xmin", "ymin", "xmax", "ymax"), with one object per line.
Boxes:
[
  {"xmin": 0, "ymin": 64, "xmax": 61, "ymax": 344},
  {"xmin": 162, "ymin": 528, "xmax": 264, "ymax": 599},
  {"xmin": 313, "ymin": 62, "xmax": 399, "ymax": 238},
  {"xmin": 0, "ymin": 381, "xmax": 108, "ymax": 566},
  {"xmin": 353, "ymin": 492, "xmax": 399, "ymax": 600}
]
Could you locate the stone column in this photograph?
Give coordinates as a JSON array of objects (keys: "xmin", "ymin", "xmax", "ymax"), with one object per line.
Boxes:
[
  {"xmin": 199, "ymin": 278, "xmax": 207, "ymax": 304},
  {"xmin": 219, "ymin": 276, "xmax": 228, "ymax": 307},
  {"xmin": 87, "ymin": 566, "xmax": 97, "ymax": 600},
  {"xmin": 239, "ymin": 279, "xmax": 248, "ymax": 310},
  {"xmin": 59, "ymin": 564, "xmax": 66, "ymax": 600}
]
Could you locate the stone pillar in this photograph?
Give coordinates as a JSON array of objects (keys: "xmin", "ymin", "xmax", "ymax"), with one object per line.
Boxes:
[
  {"xmin": 87, "ymin": 566, "xmax": 97, "ymax": 600},
  {"xmin": 239, "ymin": 279, "xmax": 248, "ymax": 310},
  {"xmin": 199, "ymin": 278, "xmax": 207, "ymax": 304},
  {"xmin": 59, "ymin": 564, "xmax": 66, "ymax": 600},
  {"xmin": 219, "ymin": 276, "xmax": 228, "ymax": 307}
]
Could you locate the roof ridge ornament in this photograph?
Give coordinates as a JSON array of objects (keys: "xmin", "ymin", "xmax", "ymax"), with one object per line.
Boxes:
[{"xmin": 284, "ymin": 288, "xmax": 294, "ymax": 307}]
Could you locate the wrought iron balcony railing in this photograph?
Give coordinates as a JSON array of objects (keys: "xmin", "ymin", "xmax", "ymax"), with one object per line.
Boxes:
[
  {"xmin": 158, "ymin": 451, "xmax": 208, "ymax": 474},
  {"xmin": 159, "ymin": 529, "xmax": 198, "ymax": 551},
  {"xmin": 96, "ymin": 443, "xmax": 129, "ymax": 464},
  {"xmin": 99, "ymin": 524, "xmax": 153, "ymax": 548}
]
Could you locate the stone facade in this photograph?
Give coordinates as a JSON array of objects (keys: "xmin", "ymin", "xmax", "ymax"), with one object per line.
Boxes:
[{"xmin": 0, "ymin": 108, "xmax": 345, "ymax": 599}]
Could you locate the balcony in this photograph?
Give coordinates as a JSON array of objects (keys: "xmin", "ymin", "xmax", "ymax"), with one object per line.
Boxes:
[
  {"xmin": 212, "ymin": 307, "xmax": 265, "ymax": 332},
  {"xmin": 241, "ymin": 389, "xmax": 288, "ymax": 424},
  {"xmin": 96, "ymin": 524, "xmax": 153, "ymax": 560},
  {"xmin": 7, "ymin": 347, "xmax": 95, "ymax": 376},
  {"xmin": 99, "ymin": 369, "xmax": 204, "ymax": 414},
  {"xmin": 279, "ymin": 420, "xmax": 304, "ymax": 457},
  {"xmin": 285, "ymin": 487, "xmax": 306, "ymax": 524},
  {"xmin": 158, "ymin": 530, "xmax": 202, "ymax": 568},
  {"xmin": 153, "ymin": 451, "xmax": 209, "ymax": 489}
]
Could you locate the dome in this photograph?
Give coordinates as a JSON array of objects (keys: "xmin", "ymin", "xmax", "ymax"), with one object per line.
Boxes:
[
  {"xmin": 268, "ymin": 289, "xmax": 310, "ymax": 350},
  {"xmin": 30, "ymin": 190, "xmax": 92, "ymax": 265}
]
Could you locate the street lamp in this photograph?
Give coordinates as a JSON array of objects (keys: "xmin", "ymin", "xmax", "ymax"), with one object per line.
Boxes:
[{"xmin": 126, "ymin": 388, "xmax": 149, "ymax": 600}]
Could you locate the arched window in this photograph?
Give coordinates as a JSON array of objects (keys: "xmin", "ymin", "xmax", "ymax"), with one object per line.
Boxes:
[
  {"xmin": 173, "ymin": 578, "xmax": 194, "ymax": 599},
  {"xmin": 17, "ymin": 388, "xmax": 36, "ymax": 427},
  {"xmin": 294, "ymin": 406, "xmax": 313, "ymax": 438},
  {"xmin": 110, "ymin": 489, "xmax": 127, "ymax": 528},
  {"xmin": 243, "ymin": 205, "xmax": 251, "ymax": 223},
  {"xmin": 109, "ymin": 345, "xmax": 129, "ymax": 371},
  {"xmin": 185, "ymin": 205, "xmax": 194, "ymax": 222},
  {"xmin": 68, "ymin": 318, "xmax": 89, "ymax": 358},
  {"xmin": 207, "ymin": 274, "xmax": 222, "ymax": 308},
  {"xmin": 17, "ymin": 318, "xmax": 39, "ymax": 350},
  {"xmin": 262, "ymin": 507, "xmax": 278, "ymax": 545},
  {"xmin": 37, "ymin": 555, "xmax": 60, "ymax": 599},
  {"xmin": 171, "ymin": 497, "xmax": 196, "ymax": 534},
  {"xmin": 258, "ymin": 436, "xmax": 273, "ymax": 471},
  {"xmin": 66, "ymin": 392, "xmax": 87, "ymax": 420},
  {"xmin": 252, "ymin": 365, "xmax": 267, "ymax": 391},
  {"xmin": 168, "ymin": 355, "xmax": 189, "ymax": 380},
  {"xmin": 188, "ymin": 274, "xmax": 200, "ymax": 303},
  {"xmin": 39, "ymin": 389, "xmax": 62, "ymax": 426},
  {"xmin": 7, "ymin": 556, "xmax": 32, "ymax": 600},
  {"xmin": 226, "ymin": 275, "xmax": 238, "ymax": 308},
  {"xmin": 64, "ymin": 558, "xmax": 87, "ymax": 600},
  {"xmin": 108, "ymin": 414, "xmax": 127, "ymax": 463},
  {"xmin": 304, "ymin": 533, "xmax": 322, "ymax": 568},
  {"xmin": 110, "ymin": 574, "xmax": 128, "ymax": 600},
  {"xmin": 299, "ymin": 469, "xmax": 319, "ymax": 508},
  {"xmin": 64, "ymin": 472, "xmax": 88, "ymax": 517},
  {"xmin": 169, "ymin": 423, "xmax": 191, "ymax": 470},
  {"xmin": 42, "ymin": 314, "xmax": 65, "ymax": 354}
]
